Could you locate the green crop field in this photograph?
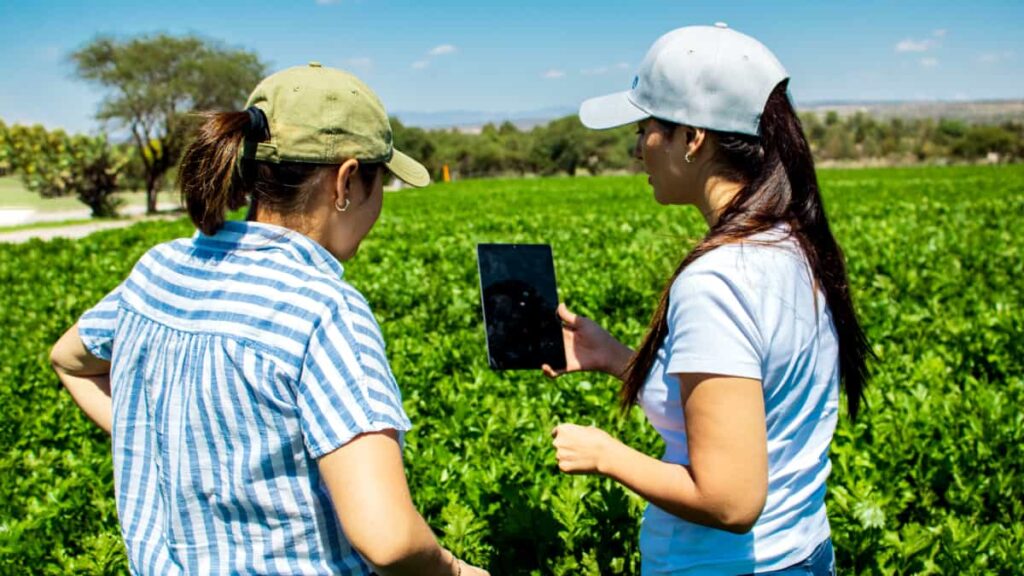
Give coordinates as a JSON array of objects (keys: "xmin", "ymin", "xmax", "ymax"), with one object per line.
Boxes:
[{"xmin": 1, "ymin": 165, "xmax": 1022, "ymax": 574}]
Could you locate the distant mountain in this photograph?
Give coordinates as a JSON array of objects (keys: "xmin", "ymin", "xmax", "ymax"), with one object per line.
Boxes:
[
  {"xmin": 394, "ymin": 100, "xmax": 1024, "ymax": 132},
  {"xmin": 796, "ymin": 99, "xmax": 1024, "ymax": 124},
  {"xmin": 393, "ymin": 106, "xmax": 575, "ymax": 132}
]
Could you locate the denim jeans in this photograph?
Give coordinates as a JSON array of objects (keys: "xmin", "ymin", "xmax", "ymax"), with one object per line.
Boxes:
[{"xmin": 749, "ymin": 538, "xmax": 836, "ymax": 575}]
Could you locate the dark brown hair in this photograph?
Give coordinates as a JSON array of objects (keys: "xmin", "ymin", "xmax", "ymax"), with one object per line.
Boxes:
[
  {"xmin": 622, "ymin": 81, "xmax": 872, "ymax": 420},
  {"xmin": 178, "ymin": 111, "xmax": 382, "ymax": 236}
]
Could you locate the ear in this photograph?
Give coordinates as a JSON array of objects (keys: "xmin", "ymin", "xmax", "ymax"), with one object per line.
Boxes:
[
  {"xmin": 689, "ymin": 128, "xmax": 708, "ymax": 157},
  {"xmin": 333, "ymin": 158, "xmax": 360, "ymax": 208}
]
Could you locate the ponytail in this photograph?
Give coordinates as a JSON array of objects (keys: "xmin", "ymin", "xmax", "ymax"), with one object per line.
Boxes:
[
  {"xmin": 178, "ymin": 109, "xmax": 267, "ymax": 235},
  {"xmin": 621, "ymin": 81, "xmax": 872, "ymax": 420}
]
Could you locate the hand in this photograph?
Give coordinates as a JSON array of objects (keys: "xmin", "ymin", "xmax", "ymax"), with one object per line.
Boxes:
[
  {"xmin": 460, "ymin": 563, "xmax": 490, "ymax": 576},
  {"xmin": 551, "ymin": 423, "xmax": 619, "ymax": 475},
  {"xmin": 542, "ymin": 304, "xmax": 633, "ymax": 379},
  {"xmin": 443, "ymin": 548, "xmax": 489, "ymax": 576}
]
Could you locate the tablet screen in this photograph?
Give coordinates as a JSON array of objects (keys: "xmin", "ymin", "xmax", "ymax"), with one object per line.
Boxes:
[{"xmin": 477, "ymin": 243, "xmax": 566, "ymax": 370}]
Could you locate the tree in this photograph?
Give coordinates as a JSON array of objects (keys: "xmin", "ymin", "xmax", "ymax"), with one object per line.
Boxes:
[
  {"xmin": 530, "ymin": 117, "xmax": 587, "ymax": 176},
  {"xmin": 391, "ymin": 117, "xmax": 438, "ymax": 178},
  {"xmin": 71, "ymin": 34, "xmax": 265, "ymax": 213},
  {"xmin": 8, "ymin": 123, "xmax": 128, "ymax": 217},
  {"xmin": 0, "ymin": 120, "xmax": 11, "ymax": 176}
]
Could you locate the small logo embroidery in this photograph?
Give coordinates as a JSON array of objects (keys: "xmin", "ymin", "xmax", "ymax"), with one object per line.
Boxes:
[{"xmin": 632, "ymin": 76, "xmax": 639, "ymax": 89}]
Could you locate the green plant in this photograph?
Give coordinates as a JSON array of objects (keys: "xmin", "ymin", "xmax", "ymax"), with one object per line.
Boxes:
[{"xmin": 1, "ymin": 165, "xmax": 1021, "ymax": 574}]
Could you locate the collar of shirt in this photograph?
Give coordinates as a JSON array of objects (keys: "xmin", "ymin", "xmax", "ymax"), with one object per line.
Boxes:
[{"xmin": 193, "ymin": 220, "xmax": 346, "ymax": 279}]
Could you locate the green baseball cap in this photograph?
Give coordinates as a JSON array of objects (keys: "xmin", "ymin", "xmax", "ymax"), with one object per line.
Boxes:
[{"xmin": 243, "ymin": 62, "xmax": 429, "ymax": 187}]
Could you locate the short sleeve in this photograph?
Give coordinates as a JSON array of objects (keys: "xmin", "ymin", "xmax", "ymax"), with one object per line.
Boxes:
[
  {"xmin": 664, "ymin": 267, "xmax": 764, "ymax": 380},
  {"xmin": 77, "ymin": 284, "xmax": 123, "ymax": 361},
  {"xmin": 295, "ymin": 304, "xmax": 412, "ymax": 459}
]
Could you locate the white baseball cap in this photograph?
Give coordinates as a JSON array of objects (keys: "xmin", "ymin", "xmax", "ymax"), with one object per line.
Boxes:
[{"xmin": 579, "ymin": 23, "xmax": 788, "ymax": 136}]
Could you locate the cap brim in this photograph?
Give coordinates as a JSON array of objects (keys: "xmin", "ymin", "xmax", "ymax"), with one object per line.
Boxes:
[
  {"xmin": 385, "ymin": 148, "xmax": 430, "ymax": 188},
  {"xmin": 579, "ymin": 91, "xmax": 649, "ymax": 129}
]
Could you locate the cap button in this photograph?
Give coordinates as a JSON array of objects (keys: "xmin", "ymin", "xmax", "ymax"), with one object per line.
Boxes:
[
  {"xmin": 308, "ymin": 61, "xmax": 322, "ymax": 68},
  {"xmin": 714, "ymin": 22, "xmax": 729, "ymax": 28}
]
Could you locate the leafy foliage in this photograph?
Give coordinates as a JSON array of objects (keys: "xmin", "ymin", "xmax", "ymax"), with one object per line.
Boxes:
[
  {"xmin": 70, "ymin": 33, "xmax": 265, "ymax": 212},
  {"xmin": 0, "ymin": 122, "xmax": 128, "ymax": 217},
  {"xmin": 0, "ymin": 165, "xmax": 1021, "ymax": 574},
  {"xmin": 391, "ymin": 113, "xmax": 1024, "ymax": 181}
]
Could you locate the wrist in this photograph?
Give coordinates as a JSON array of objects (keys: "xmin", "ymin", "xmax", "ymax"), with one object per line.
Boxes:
[
  {"xmin": 601, "ymin": 342, "xmax": 633, "ymax": 381},
  {"xmin": 442, "ymin": 548, "xmax": 461, "ymax": 576},
  {"xmin": 596, "ymin": 433, "xmax": 624, "ymax": 477}
]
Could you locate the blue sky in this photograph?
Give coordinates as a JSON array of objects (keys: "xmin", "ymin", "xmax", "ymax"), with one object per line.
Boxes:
[{"xmin": 1, "ymin": 0, "xmax": 1022, "ymax": 133}]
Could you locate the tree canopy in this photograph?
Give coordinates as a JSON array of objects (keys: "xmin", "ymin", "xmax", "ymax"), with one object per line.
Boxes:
[{"xmin": 71, "ymin": 34, "xmax": 265, "ymax": 212}]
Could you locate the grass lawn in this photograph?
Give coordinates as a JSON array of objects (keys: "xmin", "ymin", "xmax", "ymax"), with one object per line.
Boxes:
[{"xmin": 0, "ymin": 175, "xmax": 175, "ymax": 212}]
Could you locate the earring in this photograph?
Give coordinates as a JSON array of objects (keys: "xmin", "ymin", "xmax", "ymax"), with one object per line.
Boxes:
[
  {"xmin": 334, "ymin": 198, "xmax": 350, "ymax": 212},
  {"xmin": 684, "ymin": 152, "xmax": 694, "ymax": 164}
]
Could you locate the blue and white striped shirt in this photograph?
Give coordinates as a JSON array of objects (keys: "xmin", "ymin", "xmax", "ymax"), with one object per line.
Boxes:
[{"xmin": 78, "ymin": 220, "xmax": 412, "ymax": 575}]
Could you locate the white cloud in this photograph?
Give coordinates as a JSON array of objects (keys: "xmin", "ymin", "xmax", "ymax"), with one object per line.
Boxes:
[
  {"xmin": 428, "ymin": 44, "xmax": 457, "ymax": 56},
  {"xmin": 615, "ymin": 62, "xmax": 631, "ymax": 70},
  {"xmin": 411, "ymin": 60, "xmax": 430, "ymax": 70},
  {"xmin": 543, "ymin": 69, "xmax": 565, "ymax": 79},
  {"xmin": 978, "ymin": 50, "xmax": 1015, "ymax": 64},
  {"xmin": 920, "ymin": 57, "xmax": 939, "ymax": 68},
  {"xmin": 895, "ymin": 38, "xmax": 936, "ymax": 53},
  {"xmin": 345, "ymin": 57, "xmax": 372, "ymax": 69},
  {"xmin": 932, "ymin": 29, "xmax": 947, "ymax": 38}
]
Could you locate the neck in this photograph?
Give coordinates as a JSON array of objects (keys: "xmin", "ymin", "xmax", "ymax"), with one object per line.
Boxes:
[
  {"xmin": 698, "ymin": 174, "xmax": 745, "ymax": 227},
  {"xmin": 252, "ymin": 205, "xmax": 326, "ymax": 246}
]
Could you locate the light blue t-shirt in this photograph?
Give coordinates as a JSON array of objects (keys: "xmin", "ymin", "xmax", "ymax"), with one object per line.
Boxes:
[{"xmin": 638, "ymin": 226, "xmax": 839, "ymax": 574}]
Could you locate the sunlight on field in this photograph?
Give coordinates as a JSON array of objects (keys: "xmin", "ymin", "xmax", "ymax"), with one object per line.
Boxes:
[
  {"xmin": 0, "ymin": 175, "xmax": 156, "ymax": 212},
  {"xmin": 1, "ymin": 165, "xmax": 1022, "ymax": 573}
]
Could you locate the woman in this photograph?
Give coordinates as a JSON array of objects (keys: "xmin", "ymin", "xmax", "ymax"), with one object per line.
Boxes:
[
  {"xmin": 545, "ymin": 25, "xmax": 870, "ymax": 574},
  {"xmin": 50, "ymin": 63, "xmax": 487, "ymax": 576}
]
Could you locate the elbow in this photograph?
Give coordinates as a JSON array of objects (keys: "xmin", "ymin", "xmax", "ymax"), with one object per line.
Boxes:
[
  {"xmin": 351, "ymin": 526, "xmax": 435, "ymax": 576},
  {"xmin": 360, "ymin": 548, "xmax": 432, "ymax": 576},
  {"xmin": 712, "ymin": 494, "xmax": 767, "ymax": 535},
  {"xmin": 49, "ymin": 346, "xmax": 68, "ymax": 378},
  {"xmin": 715, "ymin": 507, "xmax": 762, "ymax": 535},
  {"xmin": 358, "ymin": 546, "xmax": 410, "ymax": 575}
]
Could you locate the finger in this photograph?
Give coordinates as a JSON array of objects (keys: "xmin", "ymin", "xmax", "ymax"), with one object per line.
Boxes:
[
  {"xmin": 551, "ymin": 424, "xmax": 560, "ymax": 438},
  {"xmin": 542, "ymin": 364, "xmax": 564, "ymax": 379},
  {"xmin": 556, "ymin": 303, "xmax": 579, "ymax": 328}
]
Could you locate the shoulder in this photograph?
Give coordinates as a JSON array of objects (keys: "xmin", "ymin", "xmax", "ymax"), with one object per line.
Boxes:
[
  {"xmin": 674, "ymin": 231, "xmax": 807, "ymax": 297},
  {"xmin": 309, "ymin": 276, "xmax": 384, "ymax": 347}
]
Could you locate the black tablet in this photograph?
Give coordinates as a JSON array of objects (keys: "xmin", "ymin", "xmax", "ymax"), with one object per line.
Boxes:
[{"xmin": 477, "ymin": 243, "xmax": 566, "ymax": 370}]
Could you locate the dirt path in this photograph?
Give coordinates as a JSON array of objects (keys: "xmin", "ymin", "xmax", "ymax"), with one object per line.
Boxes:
[{"xmin": 0, "ymin": 211, "xmax": 183, "ymax": 244}]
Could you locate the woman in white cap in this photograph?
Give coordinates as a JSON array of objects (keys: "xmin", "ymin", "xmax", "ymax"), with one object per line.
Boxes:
[
  {"xmin": 545, "ymin": 25, "xmax": 869, "ymax": 574},
  {"xmin": 49, "ymin": 63, "xmax": 487, "ymax": 576}
]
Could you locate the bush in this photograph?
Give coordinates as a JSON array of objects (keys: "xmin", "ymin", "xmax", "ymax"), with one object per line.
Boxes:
[{"xmin": 2, "ymin": 122, "xmax": 128, "ymax": 217}]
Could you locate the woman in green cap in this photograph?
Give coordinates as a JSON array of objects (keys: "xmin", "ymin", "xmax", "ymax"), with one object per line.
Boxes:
[{"xmin": 50, "ymin": 63, "xmax": 487, "ymax": 576}]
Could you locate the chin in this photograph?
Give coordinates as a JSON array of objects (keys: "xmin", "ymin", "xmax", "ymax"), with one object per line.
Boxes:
[{"xmin": 330, "ymin": 245, "xmax": 357, "ymax": 262}]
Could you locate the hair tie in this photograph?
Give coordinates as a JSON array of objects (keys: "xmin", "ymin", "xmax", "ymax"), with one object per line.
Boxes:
[{"xmin": 245, "ymin": 106, "xmax": 269, "ymax": 140}]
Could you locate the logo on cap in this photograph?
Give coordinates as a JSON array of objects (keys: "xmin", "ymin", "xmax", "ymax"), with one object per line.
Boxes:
[{"xmin": 632, "ymin": 76, "xmax": 639, "ymax": 89}]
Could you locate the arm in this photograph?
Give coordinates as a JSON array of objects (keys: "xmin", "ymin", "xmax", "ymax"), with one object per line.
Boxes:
[
  {"xmin": 50, "ymin": 323, "xmax": 113, "ymax": 434},
  {"xmin": 553, "ymin": 373, "xmax": 768, "ymax": 533},
  {"xmin": 318, "ymin": 430, "xmax": 487, "ymax": 576}
]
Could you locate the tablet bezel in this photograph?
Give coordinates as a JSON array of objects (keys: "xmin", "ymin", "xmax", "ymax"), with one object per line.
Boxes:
[{"xmin": 476, "ymin": 243, "xmax": 567, "ymax": 371}]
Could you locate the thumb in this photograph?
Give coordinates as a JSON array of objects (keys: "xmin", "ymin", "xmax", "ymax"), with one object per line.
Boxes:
[{"xmin": 556, "ymin": 303, "xmax": 579, "ymax": 328}]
